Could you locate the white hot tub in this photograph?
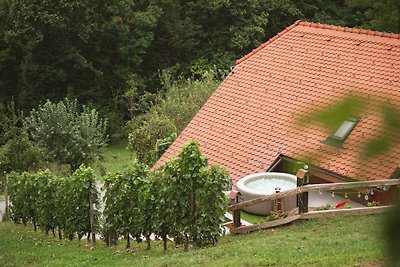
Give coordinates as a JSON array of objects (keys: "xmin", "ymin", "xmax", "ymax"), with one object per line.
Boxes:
[{"xmin": 236, "ymin": 172, "xmax": 297, "ymax": 215}]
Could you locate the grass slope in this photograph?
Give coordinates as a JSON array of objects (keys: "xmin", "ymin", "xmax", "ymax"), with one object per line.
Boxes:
[
  {"xmin": 93, "ymin": 142, "xmax": 137, "ymax": 175},
  {"xmin": 0, "ymin": 215, "xmax": 387, "ymax": 267}
]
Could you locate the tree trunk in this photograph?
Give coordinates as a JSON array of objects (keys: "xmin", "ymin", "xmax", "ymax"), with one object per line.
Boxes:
[
  {"xmin": 146, "ymin": 235, "xmax": 151, "ymax": 250},
  {"xmin": 163, "ymin": 234, "xmax": 167, "ymax": 253},
  {"xmin": 33, "ymin": 216, "xmax": 37, "ymax": 231},
  {"xmin": 58, "ymin": 226, "xmax": 62, "ymax": 239},
  {"xmin": 184, "ymin": 234, "xmax": 189, "ymax": 252},
  {"xmin": 126, "ymin": 232, "xmax": 131, "ymax": 248}
]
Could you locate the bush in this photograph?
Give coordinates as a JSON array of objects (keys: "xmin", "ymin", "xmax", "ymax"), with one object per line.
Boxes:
[
  {"xmin": 0, "ymin": 133, "xmax": 45, "ymax": 174},
  {"xmin": 128, "ymin": 71, "xmax": 219, "ymax": 164},
  {"xmin": 153, "ymin": 141, "xmax": 228, "ymax": 250},
  {"xmin": 128, "ymin": 113, "xmax": 176, "ymax": 165},
  {"xmin": 25, "ymin": 98, "xmax": 108, "ymax": 171},
  {"xmin": 8, "ymin": 165, "xmax": 99, "ymax": 240},
  {"xmin": 0, "ymin": 100, "xmax": 44, "ymax": 174},
  {"xmin": 102, "ymin": 161, "xmax": 150, "ymax": 248}
]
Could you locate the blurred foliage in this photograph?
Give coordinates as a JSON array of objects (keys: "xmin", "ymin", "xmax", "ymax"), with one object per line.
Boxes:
[
  {"xmin": 385, "ymin": 200, "xmax": 400, "ymax": 265},
  {"xmin": 303, "ymin": 96, "xmax": 363, "ymax": 132},
  {"xmin": 298, "ymin": 94, "xmax": 400, "ymax": 159},
  {"xmin": 299, "ymin": 93, "xmax": 400, "ymax": 264}
]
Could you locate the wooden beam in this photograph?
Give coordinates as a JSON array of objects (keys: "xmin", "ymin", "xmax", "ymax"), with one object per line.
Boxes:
[
  {"xmin": 228, "ymin": 179, "xmax": 400, "ymax": 211},
  {"xmin": 310, "ymin": 169, "xmax": 344, "ymax": 183},
  {"xmin": 230, "ymin": 206, "xmax": 393, "ymax": 234},
  {"xmin": 300, "ymin": 206, "xmax": 392, "ymax": 219},
  {"xmin": 301, "ymin": 179, "xmax": 400, "ymax": 192},
  {"xmin": 230, "ymin": 215, "xmax": 301, "ymax": 234}
]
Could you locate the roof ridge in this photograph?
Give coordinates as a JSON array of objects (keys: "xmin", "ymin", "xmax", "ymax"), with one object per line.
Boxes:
[
  {"xmin": 298, "ymin": 21, "xmax": 400, "ymax": 40},
  {"xmin": 236, "ymin": 20, "xmax": 400, "ymax": 65},
  {"xmin": 236, "ymin": 20, "xmax": 302, "ymax": 65}
]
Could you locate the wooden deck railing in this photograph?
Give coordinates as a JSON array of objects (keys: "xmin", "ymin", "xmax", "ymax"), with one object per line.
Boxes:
[
  {"xmin": 228, "ymin": 179, "xmax": 400, "ymax": 211},
  {"xmin": 228, "ymin": 170, "xmax": 400, "ymax": 234}
]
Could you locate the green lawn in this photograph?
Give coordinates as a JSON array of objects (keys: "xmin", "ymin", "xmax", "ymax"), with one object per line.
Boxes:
[
  {"xmin": 240, "ymin": 211, "xmax": 270, "ymax": 224},
  {"xmin": 0, "ymin": 215, "xmax": 387, "ymax": 266},
  {"xmin": 93, "ymin": 142, "xmax": 137, "ymax": 176}
]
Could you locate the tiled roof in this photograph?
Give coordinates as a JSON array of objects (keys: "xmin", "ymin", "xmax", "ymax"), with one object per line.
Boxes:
[{"xmin": 154, "ymin": 20, "xmax": 400, "ymax": 186}]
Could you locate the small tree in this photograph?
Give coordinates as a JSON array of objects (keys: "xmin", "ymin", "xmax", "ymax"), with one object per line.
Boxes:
[{"xmin": 24, "ymin": 98, "xmax": 108, "ymax": 171}]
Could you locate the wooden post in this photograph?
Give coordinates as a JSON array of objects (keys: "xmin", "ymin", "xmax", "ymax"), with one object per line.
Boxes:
[
  {"xmin": 88, "ymin": 181, "xmax": 96, "ymax": 245},
  {"xmin": 273, "ymin": 187, "xmax": 283, "ymax": 216},
  {"xmin": 303, "ymin": 172, "xmax": 309, "ymax": 213},
  {"xmin": 233, "ymin": 192, "xmax": 242, "ymax": 228},
  {"xmin": 296, "ymin": 169, "xmax": 309, "ymax": 214}
]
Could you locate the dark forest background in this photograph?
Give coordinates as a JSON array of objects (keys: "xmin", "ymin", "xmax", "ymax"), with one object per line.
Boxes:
[
  {"xmin": 1, "ymin": 0, "xmax": 398, "ymax": 113},
  {"xmin": 0, "ymin": 0, "xmax": 399, "ymax": 170}
]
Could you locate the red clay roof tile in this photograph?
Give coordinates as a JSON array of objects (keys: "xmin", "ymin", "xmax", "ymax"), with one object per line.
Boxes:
[{"xmin": 154, "ymin": 21, "xmax": 400, "ymax": 185}]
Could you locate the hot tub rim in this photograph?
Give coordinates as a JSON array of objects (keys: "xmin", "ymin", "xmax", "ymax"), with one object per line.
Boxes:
[{"xmin": 236, "ymin": 172, "xmax": 297, "ymax": 196}]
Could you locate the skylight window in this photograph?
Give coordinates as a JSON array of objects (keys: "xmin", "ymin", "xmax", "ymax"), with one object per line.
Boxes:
[{"xmin": 325, "ymin": 118, "xmax": 359, "ymax": 147}]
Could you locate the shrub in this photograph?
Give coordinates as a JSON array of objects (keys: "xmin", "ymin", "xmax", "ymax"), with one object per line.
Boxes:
[
  {"xmin": 102, "ymin": 161, "xmax": 150, "ymax": 248},
  {"xmin": 0, "ymin": 100, "xmax": 44, "ymax": 174},
  {"xmin": 128, "ymin": 71, "xmax": 219, "ymax": 164},
  {"xmin": 8, "ymin": 165, "xmax": 99, "ymax": 240},
  {"xmin": 0, "ymin": 133, "xmax": 45, "ymax": 174},
  {"xmin": 153, "ymin": 141, "xmax": 228, "ymax": 251},
  {"xmin": 128, "ymin": 113, "xmax": 176, "ymax": 165}
]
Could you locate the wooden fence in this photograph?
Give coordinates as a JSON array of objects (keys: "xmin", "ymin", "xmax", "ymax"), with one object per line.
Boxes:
[{"xmin": 228, "ymin": 170, "xmax": 400, "ymax": 234}]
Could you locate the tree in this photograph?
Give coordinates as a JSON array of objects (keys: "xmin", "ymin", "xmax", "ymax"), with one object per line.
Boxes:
[
  {"xmin": 140, "ymin": 0, "xmax": 303, "ymax": 85},
  {"xmin": 0, "ymin": 0, "xmax": 160, "ymax": 110},
  {"xmin": 363, "ymin": 0, "xmax": 400, "ymax": 33},
  {"xmin": 24, "ymin": 98, "xmax": 107, "ymax": 171}
]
